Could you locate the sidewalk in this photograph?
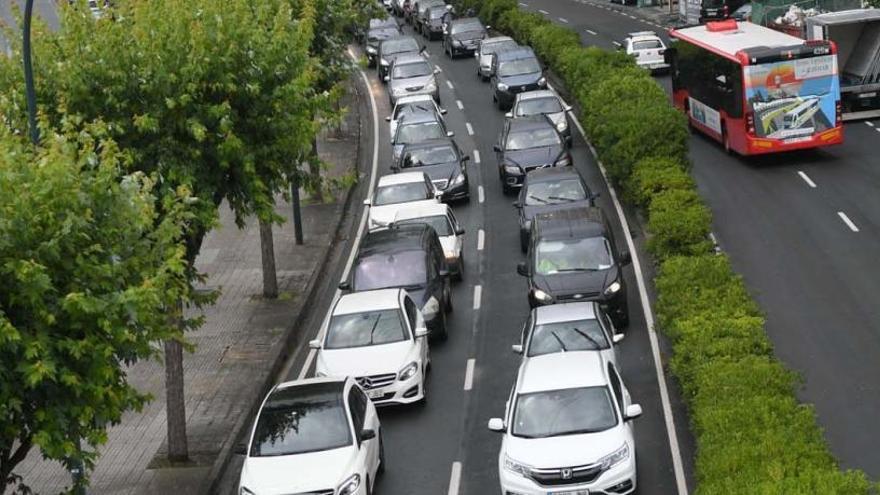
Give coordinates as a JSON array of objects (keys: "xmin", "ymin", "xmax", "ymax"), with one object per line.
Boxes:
[{"xmin": 13, "ymin": 79, "xmax": 363, "ymax": 495}]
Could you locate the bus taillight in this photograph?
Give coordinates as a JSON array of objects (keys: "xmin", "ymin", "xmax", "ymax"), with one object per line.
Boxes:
[
  {"xmin": 835, "ymin": 100, "xmax": 842, "ymax": 126},
  {"xmin": 746, "ymin": 112, "xmax": 756, "ymax": 135}
]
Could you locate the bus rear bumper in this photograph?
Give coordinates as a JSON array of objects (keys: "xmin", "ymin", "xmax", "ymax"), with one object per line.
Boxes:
[{"xmin": 744, "ymin": 128, "xmax": 844, "ymax": 155}]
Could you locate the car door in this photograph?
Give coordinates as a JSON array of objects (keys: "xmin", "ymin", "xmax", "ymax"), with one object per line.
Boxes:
[
  {"xmin": 403, "ymin": 295, "xmax": 429, "ymax": 365},
  {"xmin": 519, "ymin": 312, "xmax": 534, "ymax": 352},
  {"xmin": 607, "ymin": 363, "xmax": 633, "ymax": 432},
  {"xmin": 447, "ymin": 209, "xmax": 463, "ymax": 258},
  {"xmin": 348, "ymin": 385, "xmax": 379, "ymax": 478}
]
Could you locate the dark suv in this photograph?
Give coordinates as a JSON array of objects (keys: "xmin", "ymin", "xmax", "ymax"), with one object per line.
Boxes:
[
  {"xmin": 491, "ymin": 47, "xmax": 546, "ymax": 110},
  {"xmin": 443, "ymin": 18, "xmax": 488, "ymax": 58},
  {"xmin": 343, "ymin": 224, "xmax": 453, "ymax": 340},
  {"xmin": 517, "ymin": 207, "xmax": 631, "ymax": 328}
]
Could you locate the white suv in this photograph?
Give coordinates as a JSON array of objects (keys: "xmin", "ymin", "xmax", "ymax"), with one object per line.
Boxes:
[
  {"xmin": 238, "ymin": 376, "xmax": 383, "ymax": 495},
  {"xmin": 312, "ymin": 289, "xmax": 430, "ymax": 405},
  {"xmin": 623, "ymin": 31, "xmax": 669, "ymax": 74},
  {"xmin": 488, "ymin": 352, "xmax": 642, "ymax": 495}
]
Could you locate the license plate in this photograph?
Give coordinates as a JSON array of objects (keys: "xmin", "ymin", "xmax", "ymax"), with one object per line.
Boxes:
[
  {"xmin": 551, "ymin": 490, "xmax": 589, "ymax": 495},
  {"xmin": 858, "ymin": 92, "xmax": 877, "ymax": 98},
  {"xmin": 784, "ymin": 136, "xmax": 811, "ymax": 144},
  {"xmin": 366, "ymin": 389, "xmax": 385, "ymax": 399}
]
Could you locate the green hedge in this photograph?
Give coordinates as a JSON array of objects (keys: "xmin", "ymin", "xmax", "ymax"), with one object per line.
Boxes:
[{"xmin": 464, "ymin": 0, "xmax": 875, "ymax": 492}]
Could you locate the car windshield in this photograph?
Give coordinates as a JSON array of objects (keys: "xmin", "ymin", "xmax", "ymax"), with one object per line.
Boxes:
[
  {"xmin": 506, "ymin": 128, "xmax": 560, "ymax": 150},
  {"xmin": 373, "ymin": 182, "xmax": 431, "ymax": 206},
  {"xmin": 524, "ymin": 179, "xmax": 586, "ymax": 206},
  {"xmin": 396, "ymin": 215, "xmax": 452, "ymax": 236},
  {"xmin": 483, "ymin": 40, "xmax": 518, "ymax": 55},
  {"xmin": 383, "ymin": 38, "xmax": 419, "ymax": 55},
  {"xmin": 392, "ymin": 61, "xmax": 432, "ymax": 79},
  {"xmin": 325, "ymin": 309, "xmax": 408, "ymax": 349},
  {"xmin": 402, "ymin": 145, "xmax": 457, "ymax": 166},
  {"xmin": 397, "ymin": 121, "xmax": 445, "ymax": 144},
  {"xmin": 535, "ymin": 237, "xmax": 612, "ymax": 274},
  {"xmin": 450, "ymin": 22, "xmax": 482, "ymax": 35},
  {"xmin": 250, "ymin": 389, "xmax": 352, "ymax": 456},
  {"xmin": 368, "ymin": 28, "xmax": 399, "ymax": 42},
  {"xmin": 512, "ymin": 387, "xmax": 617, "ymax": 438},
  {"xmin": 429, "ymin": 8, "xmax": 446, "ymax": 18},
  {"xmin": 394, "ymin": 102, "xmax": 437, "ymax": 121},
  {"xmin": 498, "ymin": 58, "xmax": 541, "ymax": 77},
  {"xmin": 528, "ymin": 319, "xmax": 609, "ymax": 356},
  {"xmin": 516, "ymin": 97, "xmax": 563, "ymax": 116},
  {"xmin": 633, "ymin": 39, "xmax": 662, "ymax": 51},
  {"xmin": 353, "ymin": 251, "xmax": 427, "ymax": 290}
]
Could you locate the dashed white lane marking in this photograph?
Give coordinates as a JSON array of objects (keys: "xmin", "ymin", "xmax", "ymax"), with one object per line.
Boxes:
[
  {"xmin": 519, "ymin": 1, "xmax": 528, "ymax": 6},
  {"xmin": 473, "ymin": 285, "xmax": 482, "ymax": 310},
  {"xmin": 477, "ymin": 229, "xmax": 485, "ymax": 251},
  {"xmin": 838, "ymin": 211, "xmax": 860, "ymax": 232},
  {"xmin": 586, "ymin": 29, "xmax": 598, "ymax": 35},
  {"xmin": 478, "ymin": 185, "xmax": 485, "ymax": 203},
  {"xmin": 798, "ymin": 170, "xmax": 817, "ymax": 188},
  {"xmin": 456, "ymin": 99, "xmax": 464, "ymax": 110},
  {"xmin": 435, "ymin": 64, "xmax": 443, "ymax": 73},
  {"xmin": 627, "ymin": 14, "xmax": 637, "ymax": 19},
  {"xmin": 559, "ymin": 17, "xmax": 569, "ymax": 23},
  {"xmin": 866, "ymin": 121, "xmax": 874, "ymax": 127},
  {"xmin": 612, "ymin": 41, "xmax": 622, "ymax": 47},
  {"xmin": 463, "ymin": 358, "xmax": 476, "ymax": 390},
  {"xmin": 446, "ymin": 80, "xmax": 454, "ymax": 90},
  {"xmin": 447, "ymin": 462, "xmax": 462, "ymax": 495},
  {"xmin": 473, "ymin": 149, "xmax": 481, "ymax": 164},
  {"xmin": 539, "ymin": 9, "xmax": 550, "ymax": 14},
  {"xmin": 424, "ymin": 51, "xmax": 431, "ymax": 58},
  {"xmin": 466, "ymin": 122, "xmax": 474, "ymax": 135}
]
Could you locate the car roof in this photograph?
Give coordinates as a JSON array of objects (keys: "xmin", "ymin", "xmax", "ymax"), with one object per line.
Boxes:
[
  {"xmin": 392, "ymin": 201, "xmax": 451, "ymax": 222},
  {"xmin": 359, "ymin": 223, "xmax": 436, "ymax": 257},
  {"xmin": 393, "ymin": 53, "xmax": 428, "ymax": 65},
  {"xmin": 334, "ymin": 288, "xmax": 403, "ymax": 315},
  {"xmin": 396, "ymin": 94, "xmax": 435, "ymax": 106},
  {"xmin": 524, "ymin": 166, "xmax": 583, "ymax": 183},
  {"xmin": 496, "ymin": 47, "xmax": 536, "ymax": 62},
  {"xmin": 628, "ymin": 30, "xmax": 659, "ymax": 40},
  {"xmin": 378, "ymin": 171, "xmax": 428, "ymax": 186},
  {"xmin": 533, "ymin": 301, "xmax": 599, "ymax": 325},
  {"xmin": 534, "ymin": 206, "xmax": 607, "ymax": 239},
  {"xmin": 507, "ymin": 115, "xmax": 554, "ymax": 132},
  {"xmin": 516, "ymin": 89, "xmax": 558, "ymax": 102},
  {"xmin": 401, "ymin": 137, "xmax": 456, "ymax": 152},
  {"xmin": 517, "ymin": 352, "xmax": 607, "ymax": 394}
]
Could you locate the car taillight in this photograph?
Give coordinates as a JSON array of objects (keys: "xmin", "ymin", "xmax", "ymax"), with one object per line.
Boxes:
[
  {"xmin": 835, "ymin": 100, "xmax": 842, "ymax": 126},
  {"xmin": 723, "ymin": 4, "xmax": 729, "ymax": 17},
  {"xmin": 746, "ymin": 112, "xmax": 755, "ymax": 135},
  {"xmin": 659, "ymin": 49, "xmax": 665, "ymax": 55}
]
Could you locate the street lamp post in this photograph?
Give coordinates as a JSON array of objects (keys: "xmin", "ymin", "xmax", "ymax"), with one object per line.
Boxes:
[{"xmin": 23, "ymin": 0, "xmax": 40, "ymax": 145}]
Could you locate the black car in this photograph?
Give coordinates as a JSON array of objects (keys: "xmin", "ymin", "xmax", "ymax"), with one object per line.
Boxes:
[
  {"xmin": 343, "ymin": 224, "xmax": 453, "ymax": 340},
  {"xmin": 494, "ymin": 115, "xmax": 572, "ymax": 194},
  {"xmin": 364, "ymin": 19, "xmax": 402, "ymax": 67},
  {"xmin": 377, "ymin": 36, "xmax": 423, "ymax": 81},
  {"xmin": 517, "ymin": 207, "xmax": 631, "ymax": 328},
  {"xmin": 699, "ymin": 0, "xmax": 748, "ymax": 21},
  {"xmin": 421, "ymin": 5, "xmax": 452, "ymax": 40},
  {"xmin": 514, "ymin": 167, "xmax": 597, "ymax": 252},
  {"xmin": 393, "ymin": 138, "xmax": 470, "ymax": 201},
  {"xmin": 491, "ymin": 47, "xmax": 546, "ymax": 110},
  {"xmin": 392, "ymin": 111, "xmax": 454, "ymax": 163},
  {"xmin": 411, "ymin": 0, "xmax": 442, "ymax": 26},
  {"xmin": 443, "ymin": 18, "xmax": 488, "ymax": 58}
]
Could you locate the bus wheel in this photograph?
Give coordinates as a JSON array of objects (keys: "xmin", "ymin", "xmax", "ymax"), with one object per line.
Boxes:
[{"xmin": 722, "ymin": 127, "xmax": 732, "ymax": 154}]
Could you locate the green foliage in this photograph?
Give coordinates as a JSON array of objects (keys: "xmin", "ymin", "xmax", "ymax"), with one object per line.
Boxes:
[
  {"xmin": 628, "ymin": 157, "xmax": 693, "ymax": 208},
  {"xmin": 646, "ymin": 188, "xmax": 712, "ymax": 260}
]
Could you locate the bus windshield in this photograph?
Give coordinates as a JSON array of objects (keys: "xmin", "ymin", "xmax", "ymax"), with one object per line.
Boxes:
[{"xmin": 744, "ymin": 55, "xmax": 838, "ymax": 140}]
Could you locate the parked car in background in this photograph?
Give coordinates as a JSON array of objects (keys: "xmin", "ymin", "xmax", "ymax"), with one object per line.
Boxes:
[
  {"xmin": 410, "ymin": 0, "xmax": 442, "ymax": 25},
  {"xmin": 377, "ymin": 36, "xmax": 423, "ymax": 82},
  {"xmin": 476, "ymin": 36, "xmax": 519, "ymax": 80},
  {"xmin": 387, "ymin": 94, "xmax": 447, "ymax": 140},
  {"xmin": 507, "ymin": 89, "xmax": 572, "ymax": 144},
  {"xmin": 443, "ymin": 18, "xmax": 488, "ymax": 58},
  {"xmin": 392, "ymin": 202, "xmax": 466, "ymax": 279},
  {"xmin": 622, "ymin": 31, "xmax": 669, "ymax": 74},
  {"xmin": 344, "ymin": 224, "xmax": 453, "ymax": 340},
  {"xmin": 365, "ymin": 19, "xmax": 402, "ymax": 67},
  {"xmin": 394, "ymin": 138, "xmax": 470, "ymax": 202},
  {"xmin": 512, "ymin": 302, "xmax": 623, "ymax": 365},
  {"xmin": 491, "ymin": 47, "xmax": 546, "ymax": 109},
  {"xmin": 518, "ymin": 207, "xmax": 631, "ymax": 328},
  {"xmin": 391, "ymin": 110, "xmax": 454, "ymax": 162},
  {"xmin": 494, "ymin": 115, "xmax": 570, "ymax": 193},
  {"xmin": 513, "ymin": 167, "xmax": 596, "ymax": 251},
  {"xmin": 731, "ymin": 2, "xmax": 752, "ymax": 21},
  {"xmin": 421, "ymin": 4, "xmax": 452, "ymax": 40},
  {"xmin": 386, "ymin": 54, "xmax": 441, "ymax": 105},
  {"xmin": 238, "ymin": 377, "xmax": 383, "ymax": 495},
  {"xmin": 312, "ymin": 289, "xmax": 430, "ymax": 405},
  {"xmin": 365, "ymin": 172, "xmax": 439, "ymax": 230}
]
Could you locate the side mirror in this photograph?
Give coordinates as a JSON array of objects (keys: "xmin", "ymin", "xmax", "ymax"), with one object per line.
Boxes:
[
  {"xmin": 360, "ymin": 428, "xmax": 377, "ymax": 441},
  {"xmin": 487, "ymin": 418, "xmax": 505, "ymax": 432},
  {"xmin": 511, "ymin": 344, "xmax": 523, "ymax": 354},
  {"xmin": 440, "ymin": 107, "xmax": 448, "ymax": 115},
  {"xmin": 485, "ymin": 25, "xmax": 492, "ymax": 30},
  {"xmin": 415, "ymin": 328, "xmax": 429, "ymax": 338},
  {"xmin": 625, "ymin": 404, "xmax": 643, "ymax": 421},
  {"xmin": 339, "ymin": 280, "xmax": 352, "ymax": 291},
  {"xmin": 504, "ymin": 112, "xmax": 513, "ymax": 118},
  {"xmin": 420, "ymin": 46, "xmax": 427, "ymax": 53},
  {"xmin": 391, "ymin": 165, "xmax": 400, "ymax": 172},
  {"xmin": 512, "ymin": 201, "xmax": 522, "ymax": 208},
  {"xmin": 234, "ymin": 442, "xmax": 248, "ymax": 456},
  {"xmin": 564, "ymin": 105, "xmax": 573, "ymax": 112},
  {"xmin": 462, "ymin": 155, "xmax": 471, "ymax": 162},
  {"xmin": 612, "ymin": 333, "xmax": 625, "ymax": 344},
  {"xmin": 434, "ymin": 68, "xmax": 442, "ymax": 75},
  {"xmin": 309, "ymin": 339, "xmax": 321, "ymax": 349},
  {"xmin": 447, "ymin": 131, "xmax": 455, "ymax": 137},
  {"xmin": 384, "ymin": 75, "xmax": 390, "ymax": 82},
  {"xmin": 516, "ymin": 262, "xmax": 530, "ymax": 277},
  {"xmin": 619, "ymin": 251, "xmax": 632, "ymax": 266},
  {"xmin": 363, "ymin": 199, "xmax": 371, "ymax": 206},
  {"xmin": 493, "ymin": 144, "xmax": 502, "ymax": 152},
  {"xmin": 455, "ymin": 227, "xmax": 465, "ymax": 236},
  {"xmin": 385, "ymin": 115, "xmax": 392, "ymax": 122}
]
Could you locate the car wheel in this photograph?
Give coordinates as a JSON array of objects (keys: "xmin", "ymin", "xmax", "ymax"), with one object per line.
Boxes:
[
  {"xmin": 366, "ymin": 476, "xmax": 373, "ymax": 495},
  {"xmin": 454, "ymin": 253, "xmax": 464, "ymax": 281},
  {"xmin": 520, "ymin": 231, "xmax": 528, "ymax": 253},
  {"xmin": 435, "ymin": 311, "xmax": 449, "ymax": 341},
  {"xmin": 444, "ymin": 286, "xmax": 453, "ymax": 314},
  {"xmin": 722, "ymin": 126, "xmax": 732, "ymax": 154},
  {"xmin": 614, "ymin": 311, "xmax": 630, "ymax": 330},
  {"xmin": 378, "ymin": 434, "xmax": 386, "ymax": 475}
]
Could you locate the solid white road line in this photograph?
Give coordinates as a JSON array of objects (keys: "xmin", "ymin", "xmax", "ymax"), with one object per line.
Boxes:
[
  {"xmin": 473, "ymin": 149, "xmax": 481, "ymax": 164},
  {"xmin": 838, "ymin": 211, "xmax": 860, "ymax": 232},
  {"xmin": 447, "ymin": 462, "xmax": 462, "ymax": 495},
  {"xmin": 559, "ymin": 17, "xmax": 569, "ymax": 23},
  {"xmin": 456, "ymin": 100, "xmax": 464, "ymax": 110},
  {"xmin": 539, "ymin": 9, "xmax": 550, "ymax": 14},
  {"xmin": 798, "ymin": 170, "xmax": 817, "ymax": 188},
  {"xmin": 478, "ymin": 185, "xmax": 485, "ymax": 203},
  {"xmin": 466, "ymin": 122, "xmax": 475, "ymax": 136},
  {"xmin": 463, "ymin": 359, "xmax": 476, "ymax": 391},
  {"xmin": 473, "ymin": 285, "xmax": 482, "ymax": 310},
  {"xmin": 446, "ymin": 80, "xmax": 455, "ymax": 90},
  {"xmin": 586, "ymin": 29, "xmax": 598, "ymax": 35},
  {"xmin": 477, "ymin": 229, "xmax": 485, "ymax": 251},
  {"xmin": 571, "ymin": 116, "xmax": 689, "ymax": 495},
  {"xmin": 293, "ymin": 49, "xmax": 380, "ymax": 381}
]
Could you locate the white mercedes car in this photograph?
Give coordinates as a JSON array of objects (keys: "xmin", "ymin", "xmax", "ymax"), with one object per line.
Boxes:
[{"xmin": 365, "ymin": 172, "xmax": 439, "ymax": 230}]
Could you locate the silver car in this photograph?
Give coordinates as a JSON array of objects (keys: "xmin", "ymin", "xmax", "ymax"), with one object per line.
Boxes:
[
  {"xmin": 506, "ymin": 90, "xmax": 573, "ymax": 145},
  {"xmin": 386, "ymin": 54, "xmax": 441, "ymax": 106},
  {"xmin": 512, "ymin": 301, "xmax": 623, "ymax": 365},
  {"xmin": 475, "ymin": 36, "xmax": 518, "ymax": 80}
]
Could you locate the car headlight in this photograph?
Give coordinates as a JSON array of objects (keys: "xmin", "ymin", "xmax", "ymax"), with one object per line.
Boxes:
[
  {"xmin": 422, "ymin": 296, "xmax": 440, "ymax": 318},
  {"xmin": 453, "ymin": 39, "xmax": 463, "ymax": 46},
  {"xmin": 450, "ymin": 173, "xmax": 465, "ymax": 186},
  {"xmin": 337, "ymin": 473, "xmax": 361, "ymax": 495},
  {"xmin": 239, "ymin": 487, "xmax": 255, "ymax": 495},
  {"xmin": 532, "ymin": 289, "xmax": 552, "ymax": 302},
  {"xmin": 599, "ymin": 443, "xmax": 630, "ymax": 471},
  {"xmin": 538, "ymin": 77, "xmax": 547, "ymax": 87},
  {"xmin": 424, "ymin": 80, "xmax": 437, "ymax": 92},
  {"xmin": 391, "ymin": 85, "xmax": 407, "ymax": 95},
  {"xmin": 604, "ymin": 281, "xmax": 622, "ymax": 296},
  {"xmin": 497, "ymin": 82, "xmax": 509, "ymax": 91},
  {"xmin": 398, "ymin": 361, "xmax": 419, "ymax": 381},
  {"xmin": 556, "ymin": 119, "xmax": 568, "ymax": 132},
  {"xmin": 366, "ymin": 46, "xmax": 377, "ymax": 54},
  {"xmin": 503, "ymin": 454, "xmax": 532, "ymax": 476},
  {"xmin": 503, "ymin": 164, "xmax": 521, "ymax": 175},
  {"xmin": 555, "ymin": 155, "xmax": 571, "ymax": 167},
  {"xmin": 380, "ymin": 58, "xmax": 390, "ymax": 66},
  {"xmin": 444, "ymin": 248, "xmax": 458, "ymax": 260}
]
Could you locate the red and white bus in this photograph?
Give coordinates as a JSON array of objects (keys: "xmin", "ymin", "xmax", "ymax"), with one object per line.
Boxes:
[{"xmin": 668, "ymin": 20, "xmax": 844, "ymax": 155}]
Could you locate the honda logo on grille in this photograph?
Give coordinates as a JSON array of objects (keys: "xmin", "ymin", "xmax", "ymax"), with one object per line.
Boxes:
[{"xmin": 561, "ymin": 467, "xmax": 573, "ymax": 480}]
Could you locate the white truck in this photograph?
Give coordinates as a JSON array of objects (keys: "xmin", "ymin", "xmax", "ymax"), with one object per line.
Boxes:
[{"xmin": 806, "ymin": 9, "xmax": 880, "ymax": 120}]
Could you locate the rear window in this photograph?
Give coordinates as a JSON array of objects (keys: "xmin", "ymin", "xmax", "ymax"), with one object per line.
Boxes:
[
  {"xmin": 353, "ymin": 251, "xmax": 427, "ymax": 290},
  {"xmin": 527, "ymin": 319, "xmax": 609, "ymax": 356},
  {"xmin": 633, "ymin": 40, "xmax": 663, "ymax": 51},
  {"xmin": 374, "ymin": 182, "xmax": 431, "ymax": 206},
  {"xmin": 396, "ymin": 215, "xmax": 452, "ymax": 236}
]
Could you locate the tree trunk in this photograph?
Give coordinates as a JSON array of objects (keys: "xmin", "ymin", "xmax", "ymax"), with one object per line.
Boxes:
[
  {"xmin": 164, "ymin": 337, "xmax": 188, "ymax": 463},
  {"xmin": 309, "ymin": 138, "xmax": 324, "ymax": 203},
  {"xmin": 259, "ymin": 219, "xmax": 278, "ymax": 299}
]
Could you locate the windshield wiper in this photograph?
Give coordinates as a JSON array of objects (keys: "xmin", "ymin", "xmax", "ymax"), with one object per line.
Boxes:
[
  {"xmin": 550, "ymin": 331, "xmax": 568, "ymax": 352},
  {"xmin": 546, "ymin": 427, "xmax": 608, "ymax": 437},
  {"xmin": 527, "ymin": 195, "xmax": 549, "ymax": 204},
  {"xmin": 367, "ymin": 314, "xmax": 382, "ymax": 345},
  {"xmin": 546, "ymin": 196, "xmax": 578, "ymax": 202},
  {"xmin": 554, "ymin": 267, "xmax": 598, "ymax": 273},
  {"xmin": 570, "ymin": 327, "xmax": 602, "ymax": 349}
]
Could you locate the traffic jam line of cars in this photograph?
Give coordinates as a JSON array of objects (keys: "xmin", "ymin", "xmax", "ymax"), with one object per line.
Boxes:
[{"xmin": 237, "ymin": 3, "xmax": 648, "ymax": 494}]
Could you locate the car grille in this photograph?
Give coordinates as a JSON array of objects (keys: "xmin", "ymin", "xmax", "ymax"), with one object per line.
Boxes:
[
  {"xmin": 524, "ymin": 163, "xmax": 552, "ymax": 172},
  {"xmin": 528, "ymin": 462, "xmax": 603, "ymax": 486},
  {"xmin": 433, "ymin": 179, "xmax": 449, "ymax": 190},
  {"xmin": 289, "ymin": 491, "xmax": 334, "ymax": 495},
  {"xmin": 513, "ymin": 82, "xmax": 541, "ymax": 94},
  {"xmin": 406, "ymin": 85, "xmax": 425, "ymax": 92},
  {"xmin": 557, "ymin": 291, "xmax": 601, "ymax": 302},
  {"xmin": 355, "ymin": 373, "xmax": 397, "ymax": 390}
]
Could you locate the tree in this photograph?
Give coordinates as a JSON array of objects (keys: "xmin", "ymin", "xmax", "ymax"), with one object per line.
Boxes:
[{"xmin": 0, "ymin": 125, "xmax": 192, "ymax": 493}]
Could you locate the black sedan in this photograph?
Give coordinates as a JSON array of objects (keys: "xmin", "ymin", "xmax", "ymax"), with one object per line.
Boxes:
[
  {"xmin": 514, "ymin": 167, "xmax": 596, "ymax": 252},
  {"xmin": 393, "ymin": 138, "xmax": 470, "ymax": 202},
  {"xmin": 494, "ymin": 116, "xmax": 571, "ymax": 194},
  {"xmin": 442, "ymin": 18, "xmax": 488, "ymax": 59}
]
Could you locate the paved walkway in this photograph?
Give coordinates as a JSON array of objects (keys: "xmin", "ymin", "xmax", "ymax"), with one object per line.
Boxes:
[{"xmin": 13, "ymin": 80, "xmax": 362, "ymax": 494}]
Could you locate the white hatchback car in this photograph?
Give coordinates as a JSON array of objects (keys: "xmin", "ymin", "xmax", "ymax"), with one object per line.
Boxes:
[
  {"xmin": 238, "ymin": 376, "xmax": 383, "ymax": 495},
  {"xmin": 312, "ymin": 288, "xmax": 430, "ymax": 405},
  {"xmin": 512, "ymin": 301, "xmax": 623, "ymax": 364},
  {"xmin": 366, "ymin": 172, "xmax": 439, "ymax": 230},
  {"xmin": 392, "ymin": 202, "xmax": 465, "ymax": 280},
  {"xmin": 623, "ymin": 31, "xmax": 669, "ymax": 74},
  {"xmin": 488, "ymin": 352, "xmax": 642, "ymax": 495},
  {"xmin": 386, "ymin": 94, "xmax": 447, "ymax": 140}
]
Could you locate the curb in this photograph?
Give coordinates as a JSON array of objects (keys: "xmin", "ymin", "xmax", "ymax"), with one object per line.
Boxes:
[{"xmin": 206, "ymin": 75, "xmax": 366, "ymax": 495}]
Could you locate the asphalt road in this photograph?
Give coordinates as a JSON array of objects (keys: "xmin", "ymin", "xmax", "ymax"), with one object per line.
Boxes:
[{"xmin": 519, "ymin": 0, "xmax": 880, "ymax": 480}]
